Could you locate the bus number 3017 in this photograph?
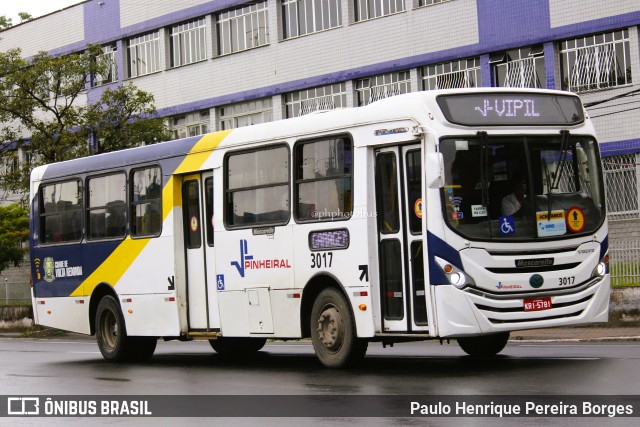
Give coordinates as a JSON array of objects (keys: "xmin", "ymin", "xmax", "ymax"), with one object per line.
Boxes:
[
  {"xmin": 311, "ymin": 252, "xmax": 333, "ymax": 268},
  {"xmin": 559, "ymin": 276, "xmax": 575, "ymax": 286}
]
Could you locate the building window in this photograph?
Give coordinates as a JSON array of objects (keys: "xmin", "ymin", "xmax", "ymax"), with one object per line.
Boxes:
[
  {"xmin": 294, "ymin": 136, "xmax": 353, "ymax": 222},
  {"xmin": 170, "ymin": 18, "xmax": 207, "ymax": 67},
  {"xmin": 87, "ymin": 173, "xmax": 127, "ymax": 240},
  {"xmin": 225, "ymin": 145, "xmax": 290, "ymax": 227},
  {"xmin": 39, "ymin": 180, "xmax": 82, "ymax": 244},
  {"xmin": 285, "ymin": 83, "xmax": 347, "ymax": 117},
  {"xmin": 131, "ymin": 166, "xmax": 162, "ymax": 237},
  {"xmin": 604, "ymin": 154, "xmax": 639, "ymax": 220},
  {"xmin": 418, "ymin": 0, "xmax": 452, "ymax": 6},
  {"xmin": 282, "ymin": 0, "xmax": 341, "ymax": 39},
  {"xmin": 355, "ymin": 0, "xmax": 405, "ymax": 22},
  {"xmin": 170, "ymin": 110, "xmax": 210, "ymax": 140},
  {"xmin": 93, "ymin": 44, "xmax": 117, "ymax": 86},
  {"xmin": 356, "ymin": 70, "xmax": 411, "ymax": 106},
  {"xmin": 492, "ymin": 46, "xmax": 545, "ymax": 88},
  {"xmin": 127, "ymin": 31, "xmax": 161, "ymax": 78},
  {"xmin": 218, "ymin": 2, "xmax": 269, "ymax": 55},
  {"xmin": 219, "ymin": 98, "xmax": 273, "ymax": 130},
  {"xmin": 422, "ymin": 58, "xmax": 481, "ymax": 90},
  {"xmin": 560, "ymin": 29, "xmax": 631, "ymax": 93}
]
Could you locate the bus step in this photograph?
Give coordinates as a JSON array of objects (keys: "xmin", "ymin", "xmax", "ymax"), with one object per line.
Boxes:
[{"xmin": 188, "ymin": 331, "xmax": 221, "ymax": 340}]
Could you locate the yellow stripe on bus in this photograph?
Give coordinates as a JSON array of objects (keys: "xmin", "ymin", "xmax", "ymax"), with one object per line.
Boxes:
[{"xmin": 70, "ymin": 130, "xmax": 230, "ymax": 297}]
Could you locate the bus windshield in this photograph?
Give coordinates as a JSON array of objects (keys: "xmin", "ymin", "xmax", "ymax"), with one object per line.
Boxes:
[{"xmin": 440, "ymin": 134, "xmax": 605, "ymax": 241}]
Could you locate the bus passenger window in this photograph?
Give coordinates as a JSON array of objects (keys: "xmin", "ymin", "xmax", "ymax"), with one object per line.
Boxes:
[
  {"xmin": 39, "ymin": 180, "xmax": 83, "ymax": 244},
  {"xmin": 87, "ymin": 173, "xmax": 127, "ymax": 240},
  {"xmin": 294, "ymin": 136, "xmax": 352, "ymax": 222},
  {"xmin": 131, "ymin": 166, "xmax": 162, "ymax": 237},
  {"xmin": 225, "ymin": 145, "xmax": 290, "ymax": 228}
]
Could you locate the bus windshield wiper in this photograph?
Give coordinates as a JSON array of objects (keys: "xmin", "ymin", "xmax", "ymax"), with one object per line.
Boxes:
[{"xmin": 551, "ymin": 130, "xmax": 570, "ymax": 190}]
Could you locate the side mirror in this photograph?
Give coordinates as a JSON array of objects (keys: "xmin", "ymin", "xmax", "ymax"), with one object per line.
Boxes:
[{"xmin": 425, "ymin": 152, "xmax": 445, "ymax": 189}]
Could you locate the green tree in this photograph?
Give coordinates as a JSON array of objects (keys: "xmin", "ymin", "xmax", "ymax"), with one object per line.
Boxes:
[
  {"xmin": 17, "ymin": 13, "xmax": 33, "ymax": 23},
  {"xmin": 0, "ymin": 15, "xmax": 12, "ymax": 30},
  {"xmin": 0, "ymin": 203, "xmax": 28, "ymax": 274},
  {"xmin": 84, "ymin": 83, "xmax": 171, "ymax": 153},
  {"xmin": 0, "ymin": 46, "xmax": 170, "ymax": 198}
]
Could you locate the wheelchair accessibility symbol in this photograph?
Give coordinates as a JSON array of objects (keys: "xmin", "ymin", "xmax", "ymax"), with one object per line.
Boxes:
[
  {"xmin": 216, "ymin": 274, "xmax": 225, "ymax": 290},
  {"xmin": 499, "ymin": 216, "xmax": 515, "ymax": 235}
]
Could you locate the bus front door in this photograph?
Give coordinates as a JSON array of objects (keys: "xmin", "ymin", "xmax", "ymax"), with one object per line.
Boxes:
[
  {"xmin": 375, "ymin": 145, "xmax": 428, "ymax": 333},
  {"xmin": 182, "ymin": 172, "xmax": 220, "ymax": 332}
]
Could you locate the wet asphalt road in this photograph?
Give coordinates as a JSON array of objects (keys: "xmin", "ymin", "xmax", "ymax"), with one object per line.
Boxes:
[{"xmin": 1, "ymin": 337, "xmax": 639, "ymax": 426}]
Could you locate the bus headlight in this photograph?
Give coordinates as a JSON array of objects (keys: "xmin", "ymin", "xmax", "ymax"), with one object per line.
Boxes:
[
  {"xmin": 434, "ymin": 256, "xmax": 474, "ymax": 289},
  {"xmin": 592, "ymin": 254, "xmax": 609, "ymax": 278}
]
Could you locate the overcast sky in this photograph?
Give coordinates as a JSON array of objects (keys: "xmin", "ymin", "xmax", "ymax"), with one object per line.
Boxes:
[{"xmin": 3, "ymin": 0, "xmax": 83, "ymax": 23}]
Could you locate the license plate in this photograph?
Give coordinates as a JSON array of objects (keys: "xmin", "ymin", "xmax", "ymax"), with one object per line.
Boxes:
[{"xmin": 523, "ymin": 297, "xmax": 552, "ymax": 312}]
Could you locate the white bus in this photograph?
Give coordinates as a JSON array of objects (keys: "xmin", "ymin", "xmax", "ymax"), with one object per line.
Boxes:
[{"xmin": 29, "ymin": 88, "xmax": 609, "ymax": 367}]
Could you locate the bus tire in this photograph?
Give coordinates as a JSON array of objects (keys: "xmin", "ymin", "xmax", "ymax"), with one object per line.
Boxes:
[
  {"xmin": 129, "ymin": 337, "xmax": 157, "ymax": 362},
  {"xmin": 310, "ymin": 288, "xmax": 368, "ymax": 368},
  {"xmin": 457, "ymin": 332, "xmax": 510, "ymax": 357},
  {"xmin": 209, "ymin": 337, "xmax": 267, "ymax": 356},
  {"xmin": 95, "ymin": 295, "xmax": 131, "ymax": 362}
]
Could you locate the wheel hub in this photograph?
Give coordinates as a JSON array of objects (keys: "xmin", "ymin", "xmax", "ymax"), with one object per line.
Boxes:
[{"xmin": 317, "ymin": 306, "xmax": 344, "ymax": 351}]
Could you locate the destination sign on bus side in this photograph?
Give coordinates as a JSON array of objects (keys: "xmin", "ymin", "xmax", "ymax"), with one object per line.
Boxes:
[{"xmin": 436, "ymin": 93, "xmax": 585, "ymax": 126}]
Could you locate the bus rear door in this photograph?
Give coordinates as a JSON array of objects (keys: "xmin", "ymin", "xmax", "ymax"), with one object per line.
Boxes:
[{"xmin": 181, "ymin": 172, "xmax": 220, "ymax": 332}]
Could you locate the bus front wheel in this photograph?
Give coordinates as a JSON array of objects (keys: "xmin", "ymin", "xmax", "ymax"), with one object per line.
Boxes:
[
  {"xmin": 310, "ymin": 288, "xmax": 368, "ymax": 368},
  {"xmin": 457, "ymin": 332, "xmax": 510, "ymax": 357}
]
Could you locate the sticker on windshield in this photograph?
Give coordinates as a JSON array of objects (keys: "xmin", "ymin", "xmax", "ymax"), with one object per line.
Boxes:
[
  {"xmin": 566, "ymin": 206, "xmax": 586, "ymax": 233},
  {"xmin": 471, "ymin": 205, "xmax": 487, "ymax": 217},
  {"xmin": 536, "ymin": 210, "xmax": 566, "ymax": 237},
  {"xmin": 499, "ymin": 216, "xmax": 515, "ymax": 235}
]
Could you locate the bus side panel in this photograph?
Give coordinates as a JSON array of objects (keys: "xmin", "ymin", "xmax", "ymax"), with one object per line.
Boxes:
[
  {"xmin": 270, "ymin": 289, "xmax": 301, "ymax": 337},
  {"xmin": 119, "ymin": 294, "xmax": 181, "ymax": 336},
  {"xmin": 33, "ymin": 296, "xmax": 91, "ymax": 335}
]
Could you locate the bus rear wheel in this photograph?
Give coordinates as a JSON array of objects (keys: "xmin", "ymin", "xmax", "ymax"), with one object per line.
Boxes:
[
  {"xmin": 209, "ymin": 337, "xmax": 267, "ymax": 357},
  {"xmin": 95, "ymin": 295, "xmax": 130, "ymax": 362},
  {"xmin": 457, "ymin": 332, "xmax": 510, "ymax": 357},
  {"xmin": 95, "ymin": 295, "xmax": 157, "ymax": 362},
  {"xmin": 310, "ymin": 288, "xmax": 368, "ymax": 368}
]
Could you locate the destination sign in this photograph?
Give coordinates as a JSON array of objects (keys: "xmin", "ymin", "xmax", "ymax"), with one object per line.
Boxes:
[{"xmin": 436, "ymin": 93, "xmax": 584, "ymax": 126}]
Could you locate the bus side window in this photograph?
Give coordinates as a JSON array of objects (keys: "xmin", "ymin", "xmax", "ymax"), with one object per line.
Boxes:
[
  {"xmin": 294, "ymin": 136, "xmax": 353, "ymax": 222},
  {"xmin": 225, "ymin": 145, "xmax": 289, "ymax": 228},
  {"xmin": 39, "ymin": 180, "xmax": 83, "ymax": 244},
  {"xmin": 131, "ymin": 166, "xmax": 162, "ymax": 237},
  {"xmin": 87, "ymin": 173, "xmax": 127, "ymax": 240}
]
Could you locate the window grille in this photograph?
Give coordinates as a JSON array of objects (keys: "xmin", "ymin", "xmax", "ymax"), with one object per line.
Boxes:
[
  {"xmin": 356, "ymin": 70, "xmax": 411, "ymax": 106},
  {"xmin": 218, "ymin": 2, "xmax": 268, "ymax": 55},
  {"xmin": 170, "ymin": 111, "xmax": 210, "ymax": 140},
  {"xmin": 493, "ymin": 46, "xmax": 545, "ymax": 88},
  {"xmin": 560, "ymin": 29, "xmax": 631, "ymax": 93},
  {"xmin": 285, "ymin": 83, "xmax": 347, "ymax": 117},
  {"xmin": 422, "ymin": 58, "xmax": 481, "ymax": 90},
  {"xmin": 170, "ymin": 18, "xmax": 207, "ymax": 67},
  {"xmin": 93, "ymin": 44, "xmax": 117, "ymax": 86},
  {"xmin": 603, "ymin": 154, "xmax": 639, "ymax": 220},
  {"xmin": 282, "ymin": 0, "xmax": 341, "ymax": 39},
  {"xmin": 219, "ymin": 98, "xmax": 273, "ymax": 130},
  {"xmin": 127, "ymin": 31, "xmax": 160, "ymax": 78},
  {"xmin": 355, "ymin": 0, "xmax": 405, "ymax": 22}
]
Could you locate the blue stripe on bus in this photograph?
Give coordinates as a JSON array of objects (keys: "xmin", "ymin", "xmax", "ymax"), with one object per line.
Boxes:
[
  {"xmin": 32, "ymin": 240, "xmax": 121, "ymax": 298},
  {"xmin": 427, "ymin": 231, "xmax": 463, "ymax": 285}
]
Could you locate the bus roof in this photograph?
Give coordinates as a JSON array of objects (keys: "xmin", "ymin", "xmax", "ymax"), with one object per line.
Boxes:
[{"xmin": 31, "ymin": 88, "xmax": 586, "ymax": 182}]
